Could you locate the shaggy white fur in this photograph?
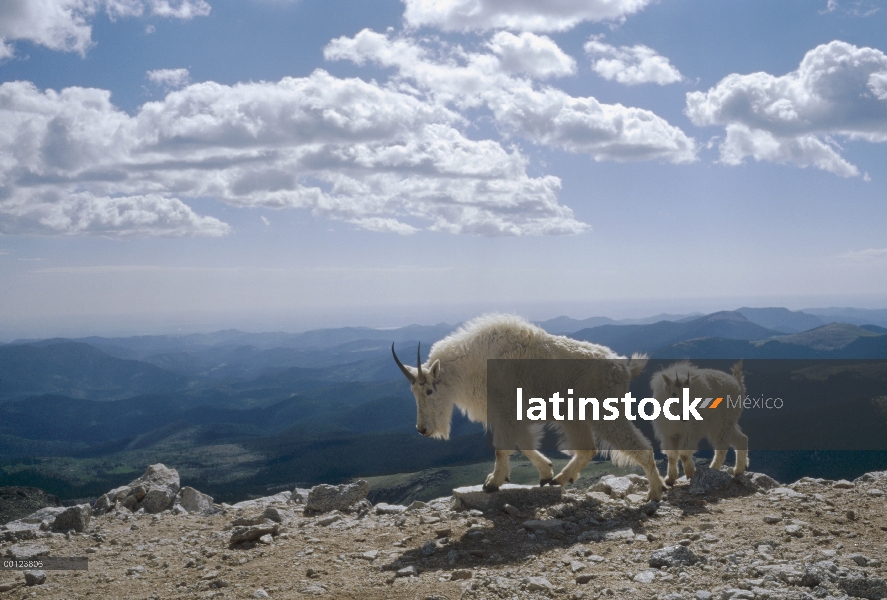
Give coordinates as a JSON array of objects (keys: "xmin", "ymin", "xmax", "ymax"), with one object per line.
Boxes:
[
  {"xmin": 649, "ymin": 361, "xmax": 748, "ymax": 485},
  {"xmin": 393, "ymin": 313, "xmax": 665, "ymax": 501}
]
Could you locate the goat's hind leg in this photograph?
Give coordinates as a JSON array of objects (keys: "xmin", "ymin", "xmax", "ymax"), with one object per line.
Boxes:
[
  {"xmin": 522, "ymin": 449, "xmax": 555, "ymax": 486},
  {"xmin": 551, "ymin": 450, "xmax": 597, "ymax": 486},
  {"xmin": 730, "ymin": 426, "xmax": 749, "ymax": 476},
  {"xmin": 680, "ymin": 452, "xmax": 696, "ymax": 479},
  {"xmin": 550, "ymin": 422, "xmax": 597, "ymax": 486},
  {"xmin": 603, "ymin": 421, "xmax": 665, "ymax": 501}
]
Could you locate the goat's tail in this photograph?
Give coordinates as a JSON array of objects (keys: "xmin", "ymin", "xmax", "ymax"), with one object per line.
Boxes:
[
  {"xmin": 628, "ymin": 353, "xmax": 648, "ymax": 379},
  {"xmin": 731, "ymin": 359, "xmax": 744, "ymax": 384}
]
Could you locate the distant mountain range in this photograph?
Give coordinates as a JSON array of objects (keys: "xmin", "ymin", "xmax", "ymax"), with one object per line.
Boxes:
[
  {"xmin": 1, "ymin": 305, "xmax": 886, "ymax": 501},
  {"xmin": 570, "ymin": 311, "xmax": 781, "ymax": 355}
]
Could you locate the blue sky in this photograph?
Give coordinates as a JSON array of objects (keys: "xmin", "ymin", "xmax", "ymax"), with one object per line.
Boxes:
[{"xmin": 1, "ymin": 0, "xmax": 886, "ymax": 338}]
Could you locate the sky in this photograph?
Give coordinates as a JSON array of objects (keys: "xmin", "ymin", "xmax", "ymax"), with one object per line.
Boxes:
[{"xmin": 1, "ymin": 0, "xmax": 886, "ymax": 338}]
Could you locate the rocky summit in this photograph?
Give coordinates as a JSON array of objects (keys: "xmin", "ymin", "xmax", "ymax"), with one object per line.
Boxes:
[{"xmin": 0, "ymin": 466, "xmax": 885, "ymax": 599}]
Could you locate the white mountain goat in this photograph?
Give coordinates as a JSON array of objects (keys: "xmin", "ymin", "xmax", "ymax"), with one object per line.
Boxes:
[
  {"xmin": 392, "ymin": 314, "xmax": 666, "ymax": 501},
  {"xmin": 649, "ymin": 361, "xmax": 748, "ymax": 485}
]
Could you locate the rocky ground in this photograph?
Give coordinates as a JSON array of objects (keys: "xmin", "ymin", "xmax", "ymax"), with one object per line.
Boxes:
[{"xmin": 1, "ymin": 464, "xmax": 886, "ymax": 600}]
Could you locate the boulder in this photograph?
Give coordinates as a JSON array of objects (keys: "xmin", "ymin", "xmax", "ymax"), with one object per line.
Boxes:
[
  {"xmin": 230, "ymin": 491, "xmax": 291, "ymax": 511},
  {"xmin": 176, "ymin": 487, "xmax": 216, "ymax": 515},
  {"xmin": 93, "ymin": 464, "xmax": 180, "ymax": 515},
  {"xmin": 590, "ymin": 475, "xmax": 641, "ymax": 498},
  {"xmin": 24, "ymin": 571, "xmax": 46, "ymax": 586},
  {"xmin": 688, "ymin": 467, "xmax": 733, "ymax": 495},
  {"xmin": 374, "ymin": 503, "xmax": 406, "ymax": 515},
  {"xmin": 51, "ymin": 504, "xmax": 90, "ymax": 532},
  {"xmin": 5, "ymin": 544, "xmax": 50, "ymax": 560},
  {"xmin": 452, "ymin": 483, "xmax": 562, "ymax": 512},
  {"xmin": 649, "ymin": 545, "xmax": 699, "ymax": 568},
  {"xmin": 305, "ymin": 481, "xmax": 369, "ymax": 513},
  {"xmin": 229, "ymin": 524, "xmax": 280, "ymax": 547},
  {"xmin": 838, "ymin": 573, "xmax": 887, "ymax": 600}
]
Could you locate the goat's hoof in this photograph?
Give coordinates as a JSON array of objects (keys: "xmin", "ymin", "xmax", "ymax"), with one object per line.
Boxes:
[
  {"xmin": 482, "ymin": 483, "xmax": 499, "ymax": 493},
  {"xmin": 504, "ymin": 477, "xmax": 510, "ymax": 482},
  {"xmin": 568, "ymin": 478, "xmax": 574, "ymax": 484},
  {"xmin": 665, "ymin": 477, "xmax": 676, "ymax": 486},
  {"xmin": 539, "ymin": 478, "xmax": 553, "ymax": 487}
]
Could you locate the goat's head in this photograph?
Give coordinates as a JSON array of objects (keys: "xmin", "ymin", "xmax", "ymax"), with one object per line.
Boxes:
[
  {"xmin": 660, "ymin": 370, "xmax": 696, "ymax": 397},
  {"xmin": 392, "ymin": 343, "xmax": 453, "ymax": 439}
]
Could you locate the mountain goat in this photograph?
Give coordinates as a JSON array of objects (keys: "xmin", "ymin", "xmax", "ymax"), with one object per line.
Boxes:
[
  {"xmin": 392, "ymin": 314, "xmax": 665, "ymax": 501},
  {"xmin": 649, "ymin": 361, "xmax": 748, "ymax": 485}
]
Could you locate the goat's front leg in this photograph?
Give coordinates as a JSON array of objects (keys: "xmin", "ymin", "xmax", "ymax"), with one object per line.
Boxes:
[
  {"xmin": 483, "ymin": 449, "xmax": 512, "ymax": 492},
  {"xmin": 664, "ymin": 450, "xmax": 681, "ymax": 486}
]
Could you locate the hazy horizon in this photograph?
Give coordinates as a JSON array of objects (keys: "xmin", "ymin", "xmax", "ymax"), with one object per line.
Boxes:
[{"xmin": 4, "ymin": 296, "xmax": 887, "ymax": 341}]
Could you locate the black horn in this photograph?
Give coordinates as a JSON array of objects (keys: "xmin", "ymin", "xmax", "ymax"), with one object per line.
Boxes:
[{"xmin": 392, "ymin": 343, "xmax": 416, "ymax": 384}]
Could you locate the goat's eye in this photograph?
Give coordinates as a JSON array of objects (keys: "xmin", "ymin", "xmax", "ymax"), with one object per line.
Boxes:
[{"xmin": 425, "ymin": 389, "xmax": 433, "ymax": 395}]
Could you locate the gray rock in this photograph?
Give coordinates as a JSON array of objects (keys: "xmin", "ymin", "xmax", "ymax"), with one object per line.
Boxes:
[
  {"xmin": 769, "ymin": 486, "xmax": 806, "ymax": 499},
  {"xmin": 263, "ymin": 506, "xmax": 288, "ymax": 523},
  {"xmin": 229, "ymin": 524, "xmax": 280, "ymax": 547},
  {"xmin": 374, "ymin": 503, "xmax": 406, "ymax": 515},
  {"xmin": 833, "ymin": 479, "xmax": 854, "ymax": 489},
  {"xmin": 291, "ymin": 488, "xmax": 310, "ymax": 504},
  {"xmin": 177, "ymin": 487, "xmax": 215, "ymax": 515},
  {"xmin": 800, "ymin": 561, "xmax": 836, "ymax": 587},
  {"xmin": 838, "ymin": 573, "xmax": 887, "ymax": 600},
  {"xmin": 452, "ymin": 483, "xmax": 562, "ymax": 512},
  {"xmin": 784, "ymin": 524, "xmax": 804, "ymax": 537},
  {"xmin": 649, "ymin": 545, "xmax": 699, "ymax": 568},
  {"xmin": 305, "ymin": 481, "xmax": 369, "ymax": 513},
  {"xmin": 521, "ymin": 519, "xmax": 564, "ymax": 534},
  {"xmin": 94, "ymin": 464, "xmax": 180, "ymax": 515},
  {"xmin": 745, "ymin": 472, "xmax": 779, "ymax": 490},
  {"xmin": 396, "ymin": 566, "xmax": 417, "ymax": 577},
  {"xmin": 5, "ymin": 544, "xmax": 50, "ymax": 559},
  {"xmin": 590, "ymin": 475, "xmax": 639, "ymax": 498},
  {"xmin": 52, "ymin": 504, "xmax": 90, "ymax": 532},
  {"xmin": 524, "ymin": 577, "xmax": 553, "ymax": 591},
  {"xmin": 359, "ymin": 550, "xmax": 378, "ymax": 561},
  {"xmin": 0, "ymin": 524, "xmax": 38, "ymax": 542},
  {"xmin": 688, "ymin": 467, "xmax": 734, "ymax": 495},
  {"xmin": 230, "ymin": 492, "xmax": 291, "ymax": 511},
  {"xmin": 849, "ymin": 554, "xmax": 875, "ymax": 567},
  {"xmin": 24, "ymin": 571, "xmax": 46, "ymax": 586},
  {"xmin": 696, "ymin": 592, "xmax": 713, "ymax": 600},
  {"xmin": 451, "ymin": 569, "xmax": 472, "ymax": 580},
  {"xmin": 252, "ymin": 590, "xmax": 270, "ymax": 599},
  {"xmin": 633, "ymin": 571, "xmax": 655, "ymax": 583},
  {"xmin": 17, "ymin": 507, "xmax": 66, "ymax": 525}
]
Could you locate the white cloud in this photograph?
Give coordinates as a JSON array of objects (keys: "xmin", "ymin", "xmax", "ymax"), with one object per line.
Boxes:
[
  {"xmin": 402, "ymin": 0, "xmax": 655, "ymax": 32},
  {"xmin": 820, "ymin": 0, "xmax": 879, "ymax": 17},
  {"xmin": 147, "ymin": 68, "xmax": 191, "ymax": 89},
  {"xmin": 686, "ymin": 41, "xmax": 887, "ymax": 176},
  {"xmin": 325, "ymin": 29, "xmax": 696, "ymax": 163},
  {"xmin": 0, "ymin": 73, "xmax": 587, "ymax": 236},
  {"xmin": 1, "ymin": 192, "xmax": 230, "ymax": 236},
  {"xmin": 584, "ymin": 37, "xmax": 683, "ymax": 85},
  {"xmin": 841, "ymin": 247, "xmax": 887, "ymax": 260},
  {"xmin": 487, "ymin": 32, "xmax": 575, "ymax": 79},
  {"xmin": 0, "ymin": 0, "xmax": 209, "ymax": 58}
]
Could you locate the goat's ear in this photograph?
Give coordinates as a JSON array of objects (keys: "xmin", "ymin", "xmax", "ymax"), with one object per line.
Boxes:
[
  {"xmin": 429, "ymin": 359, "xmax": 441, "ymax": 379},
  {"xmin": 662, "ymin": 374, "xmax": 673, "ymax": 389}
]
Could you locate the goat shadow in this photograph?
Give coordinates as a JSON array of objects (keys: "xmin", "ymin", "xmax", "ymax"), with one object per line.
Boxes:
[{"xmin": 381, "ymin": 475, "xmax": 760, "ymax": 576}]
